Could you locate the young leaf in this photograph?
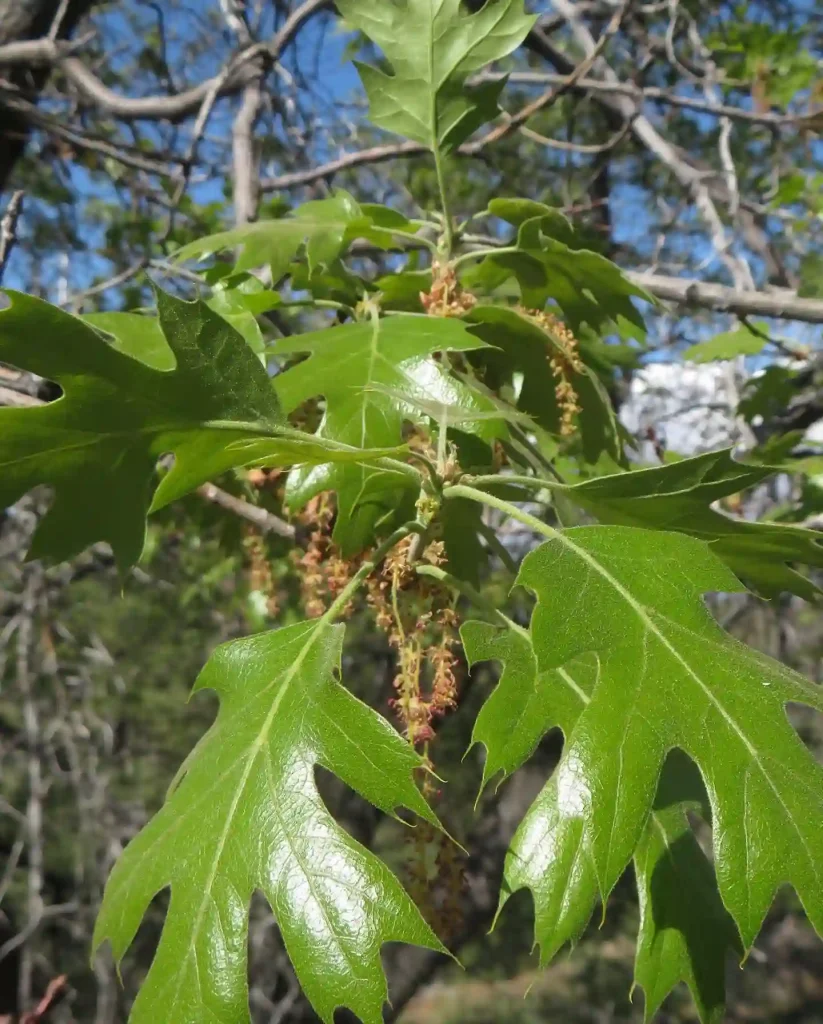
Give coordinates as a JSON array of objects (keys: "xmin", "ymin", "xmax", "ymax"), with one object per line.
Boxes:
[
  {"xmin": 206, "ymin": 282, "xmax": 267, "ymax": 360},
  {"xmin": 683, "ymin": 323, "xmax": 768, "ymax": 363},
  {"xmin": 556, "ymin": 448, "xmax": 823, "ymax": 599},
  {"xmin": 507, "ymin": 525, "xmax": 823, "ymax": 970},
  {"xmin": 375, "ymin": 268, "xmax": 432, "ymax": 312},
  {"xmin": 174, "ymin": 190, "xmax": 394, "ymax": 281},
  {"xmin": 339, "ymin": 0, "xmax": 536, "ymax": 153},
  {"xmin": 462, "ymin": 617, "xmax": 740, "ymax": 1022},
  {"xmin": 271, "ymin": 314, "xmax": 505, "ymax": 553},
  {"xmin": 465, "ymin": 305, "xmax": 624, "ymax": 463},
  {"xmin": 93, "ymin": 620, "xmax": 444, "ymax": 1024},
  {"xmin": 441, "ymin": 496, "xmax": 488, "ymax": 586},
  {"xmin": 0, "ymin": 290, "xmax": 401, "ymax": 569},
  {"xmin": 472, "ymin": 217, "xmax": 653, "ymax": 338},
  {"xmin": 488, "ymin": 197, "xmax": 576, "ymax": 242}
]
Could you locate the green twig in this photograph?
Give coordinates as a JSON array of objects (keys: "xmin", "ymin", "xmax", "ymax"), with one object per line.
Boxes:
[
  {"xmin": 433, "ymin": 148, "xmax": 454, "ymax": 256},
  {"xmin": 202, "ymin": 421, "xmax": 422, "ymax": 485},
  {"xmin": 275, "ymin": 298, "xmax": 355, "ymax": 315}
]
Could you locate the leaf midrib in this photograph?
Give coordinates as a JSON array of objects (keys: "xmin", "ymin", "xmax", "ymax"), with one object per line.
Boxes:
[
  {"xmin": 167, "ymin": 621, "xmax": 328, "ymax": 1007},
  {"xmin": 555, "ymin": 529, "xmax": 822, "ymax": 892},
  {"xmin": 0, "ymin": 417, "xmax": 284, "ymax": 473}
]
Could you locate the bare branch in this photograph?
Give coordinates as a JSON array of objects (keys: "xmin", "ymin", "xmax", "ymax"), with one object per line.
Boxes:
[
  {"xmin": 2, "ymin": 95, "xmax": 180, "ymax": 175},
  {"xmin": 0, "ymin": 385, "xmax": 40, "ymax": 408},
  {"xmin": 629, "ymin": 272, "xmax": 823, "ymax": 324},
  {"xmin": 232, "ymin": 78, "xmax": 264, "ymax": 224},
  {"xmin": 197, "ymin": 483, "xmax": 296, "ymax": 541},
  {"xmin": 33, "ymin": 0, "xmax": 330, "ymax": 122},
  {"xmin": 262, "ymin": 141, "xmax": 427, "ymax": 191},
  {"xmin": 0, "ymin": 188, "xmax": 23, "ymax": 283},
  {"xmin": 550, "ymin": 0, "xmax": 755, "ymax": 290},
  {"xmin": 496, "ymin": 71, "xmax": 814, "ymax": 127},
  {"xmin": 0, "ymin": 35, "xmax": 88, "ymax": 65}
]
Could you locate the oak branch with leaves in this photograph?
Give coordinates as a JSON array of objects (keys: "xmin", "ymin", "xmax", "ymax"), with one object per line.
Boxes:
[{"xmin": 2, "ymin": 2, "xmax": 823, "ymax": 1023}]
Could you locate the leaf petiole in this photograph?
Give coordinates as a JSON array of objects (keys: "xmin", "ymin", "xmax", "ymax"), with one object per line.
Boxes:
[
  {"xmin": 451, "ymin": 246, "xmax": 519, "ymax": 272},
  {"xmin": 387, "ymin": 227, "xmax": 439, "ymax": 254},
  {"xmin": 443, "ymin": 483, "xmax": 557, "ymax": 542},
  {"xmin": 464, "ymin": 472, "xmax": 558, "ymax": 492}
]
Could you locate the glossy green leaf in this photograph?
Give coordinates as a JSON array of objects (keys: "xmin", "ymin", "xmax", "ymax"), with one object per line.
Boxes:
[
  {"xmin": 474, "ymin": 217, "xmax": 653, "ymax": 338},
  {"xmin": 271, "ymin": 314, "xmax": 504, "ymax": 553},
  {"xmin": 634, "ymin": 753, "xmax": 743, "ymax": 1024},
  {"xmin": 465, "ymin": 305, "xmax": 624, "ymax": 463},
  {"xmin": 84, "ymin": 311, "xmax": 174, "ymax": 370},
  {"xmin": 683, "ymin": 324, "xmax": 767, "ymax": 363},
  {"xmin": 462, "ymin": 618, "xmax": 598, "ymax": 792},
  {"xmin": 206, "ymin": 278, "xmax": 270, "ymax": 359},
  {"xmin": 556, "ymin": 448, "xmax": 823, "ymax": 599},
  {"xmin": 339, "ymin": 0, "xmax": 535, "ymax": 153},
  {"xmin": 375, "ymin": 268, "xmax": 432, "ymax": 312},
  {"xmin": 505, "ymin": 524, "xmax": 823, "ymax": 977},
  {"xmin": 462, "ymin": 616, "xmax": 740, "ymax": 1022},
  {"xmin": 0, "ymin": 290, "xmax": 402, "ymax": 569},
  {"xmin": 93, "ymin": 620, "xmax": 444, "ymax": 1024},
  {"xmin": 174, "ymin": 191, "xmax": 397, "ymax": 281}
]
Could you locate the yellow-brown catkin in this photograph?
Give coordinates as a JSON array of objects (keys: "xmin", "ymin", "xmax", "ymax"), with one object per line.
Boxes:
[
  {"xmin": 519, "ymin": 306, "xmax": 584, "ymax": 437},
  {"xmin": 365, "ymin": 534, "xmax": 468, "ymax": 941},
  {"xmin": 420, "ymin": 260, "xmax": 477, "ymax": 318},
  {"xmin": 365, "ymin": 536, "xmax": 463, "ymax": 747},
  {"xmin": 242, "ymin": 526, "xmax": 279, "ymax": 618},
  {"xmin": 291, "ymin": 494, "xmax": 359, "ymax": 619},
  {"xmin": 246, "ymin": 466, "xmax": 285, "ymax": 491}
]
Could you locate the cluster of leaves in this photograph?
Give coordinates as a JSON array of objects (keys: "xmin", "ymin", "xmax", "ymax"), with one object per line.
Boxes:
[{"xmin": 2, "ymin": 2, "xmax": 823, "ymax": 1023}]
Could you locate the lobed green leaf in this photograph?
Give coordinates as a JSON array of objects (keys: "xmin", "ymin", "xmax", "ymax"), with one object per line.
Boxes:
[
  {"xmin": 556, "ymin": 448, "xmax": 823, "ymax": 599},
  {"xmin": 174, "ymin": 191, "xmax": 409, "ymax": 281},
  {"xmin": 94, "ymin": 620, "xmax": 444, "ymax": 1024},
  {"xmin": 339, "ymin": 0, "xmax": 535, "ymax": 153},
  {"xmin": 504, "ymin": 525, "xmax": 823, "ymax": 985},
  {"xmin": 468, "ymin": 215, "xmax": 654, "ymax": 339},
  {"xmin": 0, "ymin": 289, "xmax": 404, "ymax": 569},
  {"xmin": 462, "ymin": 611, "xmax": 742, "ymax": 1022}
]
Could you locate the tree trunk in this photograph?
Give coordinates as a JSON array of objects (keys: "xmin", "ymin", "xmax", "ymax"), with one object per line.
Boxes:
[{"xmin": 0, "ymin": 0, "xmax": 96, "ymax": 191}]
